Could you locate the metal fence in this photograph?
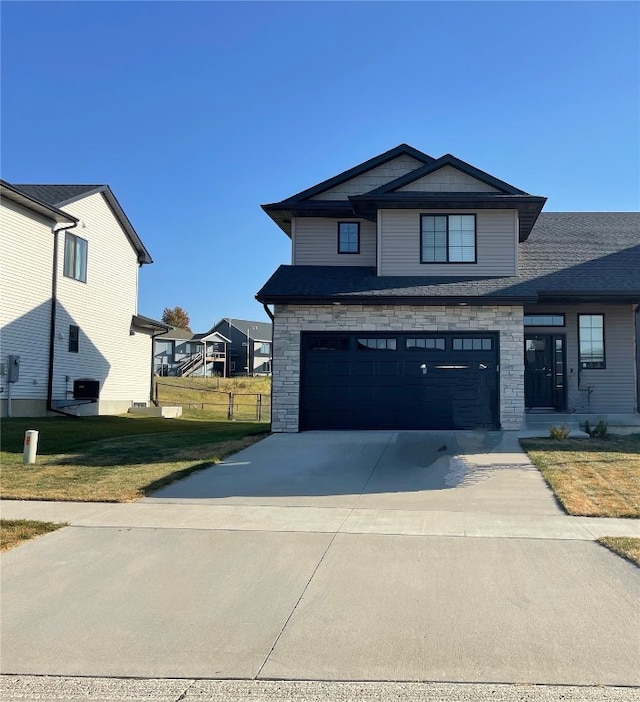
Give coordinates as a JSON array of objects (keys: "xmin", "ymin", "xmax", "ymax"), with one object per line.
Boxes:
[{"xmin": 155, "ymin": 382, "xmax": 270, "ymax": 422}]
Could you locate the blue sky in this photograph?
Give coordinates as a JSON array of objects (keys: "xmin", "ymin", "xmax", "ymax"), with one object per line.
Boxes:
[{"xmin": 2, "ymin": 1, "xmax": 638, "ymax": 332}]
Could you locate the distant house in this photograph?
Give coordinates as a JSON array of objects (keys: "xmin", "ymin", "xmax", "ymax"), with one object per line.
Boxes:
[
  {"xmin": 212, "ymin": 318, "xmax": 272, "ymax": 376},
  {"xmin": 0, "ymin": 180, "xmax": 166, "ymax": 417},
  {"xmin": 153, "ymin": 327, "xmax": 230, "ymax": 377}
]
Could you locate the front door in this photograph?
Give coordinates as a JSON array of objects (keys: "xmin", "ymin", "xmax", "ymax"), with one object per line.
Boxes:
[{"xmin": 524, "ymin": 335, "xmax": 555, "ymax": 408}]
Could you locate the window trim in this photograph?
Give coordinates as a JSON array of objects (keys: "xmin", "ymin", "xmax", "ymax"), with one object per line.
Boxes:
[
  {"xmin": 337, "ymin": 221, "xmax": 360, "ymax": 255},
  {"xmin": 68, "ymin": 325, "xmax": 79, "ymax": 353},
  {"xmin": 420, "ymin": 213, "xmax": 477, "ymax": 264},
  {"xmin": 63, "ymin": 232, "xmax": 88, "ymax": 283},
  {"xmin": 578, "ymin": 313, "xmax": 606, "ymax": 369}
]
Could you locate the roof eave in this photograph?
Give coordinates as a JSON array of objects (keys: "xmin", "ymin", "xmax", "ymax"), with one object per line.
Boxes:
[
  {"xmin": 256, "ymin": 293, "xmax": 537, "ymax": 306},
  {"xmin": 0, "ymin": 181, "xmax": 78, "ymax": 225}
]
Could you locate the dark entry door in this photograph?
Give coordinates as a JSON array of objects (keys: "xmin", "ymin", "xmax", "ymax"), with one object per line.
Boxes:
[{"xmin": 524, "ymin": 335, "xmax": 554, "ymax": 408}]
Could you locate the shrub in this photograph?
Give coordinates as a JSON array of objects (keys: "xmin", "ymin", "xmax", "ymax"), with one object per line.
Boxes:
[
  {"xmin": 549, "ymin": 424, "xmax": 571, "ymax": 440},
  {"xmin": 582, "ymin": 419, "xmax": 609, "ymax": 439}
]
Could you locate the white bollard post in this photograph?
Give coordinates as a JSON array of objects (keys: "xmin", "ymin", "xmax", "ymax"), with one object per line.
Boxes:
[{"xmin": 23, "ymin": 430, "xmax": 39, "ymax": 464}]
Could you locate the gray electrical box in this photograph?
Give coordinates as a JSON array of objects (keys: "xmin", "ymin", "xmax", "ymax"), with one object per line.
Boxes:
[{"xmin": 7, "ymin": 355, "xmax": 20, "ymax": 383}]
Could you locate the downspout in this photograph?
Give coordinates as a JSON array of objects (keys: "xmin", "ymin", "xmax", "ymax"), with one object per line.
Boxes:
[
  {"xmin": 47, "ymin": 221, "xmax": 79, "ymax": 417},
  {"xmin": 262, "ymin": 303, "xmax": 274, "ymax": 430}
]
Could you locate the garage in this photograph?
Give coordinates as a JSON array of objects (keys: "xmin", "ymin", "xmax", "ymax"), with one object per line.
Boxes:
[{"xmin": 300, "ymin": 332, "xmax": 499, "ymax": 431}]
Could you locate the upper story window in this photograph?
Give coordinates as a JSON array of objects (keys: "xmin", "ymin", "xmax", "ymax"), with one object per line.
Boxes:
[
  {"xmin": 578, "ymin": 314, "xmax": 605, "ymax": 368},
  {"xmin": 258, "ymin": 342, "xmax": 271, "ymax": 354},
  {"xmin": 338, "ymin": 222, "xmax": 360, "ymax": 254},
  {"xmin": 420, "ymin": 214, "xmax": 476, "ymax": 263},
  {"xmin": 64, "ymin": 232, "xmax": 88, "ymax": 282}
]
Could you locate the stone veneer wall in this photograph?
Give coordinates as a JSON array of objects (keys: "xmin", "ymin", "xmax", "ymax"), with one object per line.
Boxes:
[{"xmin": 272, "ymin": 304, "xmax": 525, "ymax": 432}]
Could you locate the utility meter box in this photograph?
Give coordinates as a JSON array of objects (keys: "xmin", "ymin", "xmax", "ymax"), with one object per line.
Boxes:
[
  {"xmin": 7, "ymin": 355, "xmax": 20, "ymax": 383},
  {"xmin": 73, "ymin": 379, "xmax": 100, "ymax": 401}
]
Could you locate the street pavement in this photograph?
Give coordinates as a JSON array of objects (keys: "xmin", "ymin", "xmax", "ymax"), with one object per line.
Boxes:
[{"xmin": 1, "ymin": 430, "xmax": 639, "ymax": 696}]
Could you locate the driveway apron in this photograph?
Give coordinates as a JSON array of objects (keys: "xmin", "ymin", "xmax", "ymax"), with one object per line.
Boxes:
[{"xmin": 1, "ymin": 431, "xmax": 639, "ymax": 685}]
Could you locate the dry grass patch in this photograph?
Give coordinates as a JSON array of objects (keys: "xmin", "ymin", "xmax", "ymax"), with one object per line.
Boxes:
[
  {"xmin": 520, "ymin": 435, "xmax": 640, "ymax": 518},
  {"xmin": 1, "ymin": 520, "xmax": 65, "ymax": 552},
  {"xmin": 1, "ymin": 416, "xmax": 268, "ymax": 502},
  {"xmin": 597, "ymin": 537, "xmax": 640, "ymax": 567}
]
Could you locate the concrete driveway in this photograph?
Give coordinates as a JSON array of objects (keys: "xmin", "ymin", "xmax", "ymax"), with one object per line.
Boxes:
[{"xmin": 1, "ymin": 431, "xmax": 639, "ymax": 686}]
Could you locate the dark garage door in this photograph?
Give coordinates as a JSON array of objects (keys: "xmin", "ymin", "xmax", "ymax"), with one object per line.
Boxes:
[{"xmin": 300, "ymin": 332, "xmax": 499, "ymax": 431}]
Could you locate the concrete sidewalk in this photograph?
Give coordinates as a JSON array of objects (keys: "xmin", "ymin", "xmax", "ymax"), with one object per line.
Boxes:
[
  {"xmin": 1, "ymin": 498, "xmax": 639, "ymax": 539},
  {"xmin": 2, "ymin": 431, "xmax": 639, "ymax": 687}
]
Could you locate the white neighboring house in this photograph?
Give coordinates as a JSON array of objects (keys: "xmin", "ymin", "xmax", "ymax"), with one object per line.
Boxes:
[{"xmin": 0, "ymin": 180, "xmax": 167, "ymax": 417}]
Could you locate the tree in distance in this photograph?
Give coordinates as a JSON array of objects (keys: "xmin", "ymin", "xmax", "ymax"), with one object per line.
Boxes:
[{"xmin": 162, "ymin": 306, "xmax": 191, "ymax": 331}]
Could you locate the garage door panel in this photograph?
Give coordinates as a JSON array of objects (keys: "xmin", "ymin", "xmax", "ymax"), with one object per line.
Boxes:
[{"xmin": 300, "ymin": 332, "xmax": 499, "ymax": 431}]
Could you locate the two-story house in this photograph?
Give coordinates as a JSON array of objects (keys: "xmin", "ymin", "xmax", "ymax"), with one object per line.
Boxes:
[
  {"xmin": 256, "ymin": 144, "xmax": 640, "ymax": 432},
  {"xmin": 0, "ymin": 180, "xmax": 165, "ymax": 417},
  {"xmin": 153, "ymin": 326, "xmax": 230, "ymax": 377},
  {"xmin": 212, "ymin": 318, "xmax": 272, "ymax": 376}
]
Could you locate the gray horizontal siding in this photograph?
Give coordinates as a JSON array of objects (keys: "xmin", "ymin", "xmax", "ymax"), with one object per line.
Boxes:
[
  {"xmin": 380, "ymin": 209, "xmax": 517, "ymax": 276},
  {"xmin": 525, "ymin": 304, "xmax": 637, "ymax": 414},
  {"xmin": 309, "ymin": 155, "xmax": 423, "ymax": 201},
  {"xmin": 397, "ymin": 165, "xmax": 500, "ymax": 193},
  {"xmin": 293, "ymin": 218, "xmax": 376, "ymax": 266}
]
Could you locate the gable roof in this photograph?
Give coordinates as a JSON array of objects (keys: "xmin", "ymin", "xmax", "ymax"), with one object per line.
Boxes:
[
  {"xmin": 281, "ymin": 144, "xmax": 435, "ymax": 203},
  {"xmin": 192, "ymin": 330, "xmax": 232, "ymax": 343},
  {"xmin": 14, "ymin": 184, "xmax": 153, "ymax": 265},
  {"xmin": 261, "ymin": 145, "xmax": 546, "ymax": 239},
  {"xmin": 256, "ymin": 213, "xmax": 640, "ymax": 305},
  {"xmin": 364, "ymin": 154, "xmax": 528, "ymax": 196},
  {"xmin": 214, "ymin": 318, "xmax": 272, "ymax": 341},
  {"xmin": 0, "ymin": 180, "xmax": 77, "ymax": 225}
]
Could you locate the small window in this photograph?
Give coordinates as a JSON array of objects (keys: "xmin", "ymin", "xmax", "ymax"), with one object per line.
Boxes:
[
  {"xmin": 357, "ymin": 338, "xmax": 397, "ymax": 351},
  {"xmin": 421, "ymin": 214, "xmax": 476, "ymax": 264},
  {"xmin": 229, "ymin": 361, "xmax": 236, "ymax": 371},
  {"xmin": 406, "ymin": 338, "xmax": 446, "ymax": 350},
  {"xmin": 452, "ymin": 337, "xmax": 492, "ymax": 351},
  {"xmin": 259, "ymin": 342, "xmax": 271, "ymax": 354},
  {"xmin": 64, "ymin": 233, "xmax": 88, "ymax": 282},
  {"xmin": 524, "ymin": 314, "xmax": 565, "ymax": 327},
  {"xmin": 69, "ymin": 325, "xmax": 79, "ymax": 353},
  {"xmin": 338, "ymin": 222, "xmax": 360, "ymax": 254},
  {"xmin": 260, "ymin": 361, "xmax": 272, "ymax": 373},
  {"xmin": 309, "ymin": 337, "xmax": 349, "ymax": 352},
  {"xmin": 578, "ymin": 314, "xmax": 605, "ymax": 368}
]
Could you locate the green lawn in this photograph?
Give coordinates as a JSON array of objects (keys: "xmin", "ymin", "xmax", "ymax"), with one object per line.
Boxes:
[
  {"xmin": 520, "ymin": 434, "xmax": 640, "ymax": 518},
  {"xmin": 1, "ymin": 415, "xmax": 268, "ymax": 502}
]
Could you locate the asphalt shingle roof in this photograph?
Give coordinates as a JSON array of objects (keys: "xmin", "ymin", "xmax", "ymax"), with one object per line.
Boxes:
[
  {"xmin": 13, "ymin": 184, "xmax": 103, "ymax": 206},
  {"xmin": 256, "ymin": 213, "xmax": 640, "ymax": 303}
]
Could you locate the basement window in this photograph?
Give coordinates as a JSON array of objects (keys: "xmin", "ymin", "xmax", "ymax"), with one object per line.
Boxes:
[{"xmin": 69, "ymin": 325, "xmax": 79, "ymax": 353}]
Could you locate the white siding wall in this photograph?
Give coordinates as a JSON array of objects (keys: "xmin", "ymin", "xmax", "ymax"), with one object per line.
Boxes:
[
  {"xmin": 397, "ymin": 165, "xmax": 500, "ymax": 193},
  {"xmin": 379, "ymin": 209, "xmax": 517, "ymax": 276},
  {"xmin": 52, "ymin": 193, "xmax": 150, "ymax": 413},
  {"xmin": 309, "ymin": 155, "xmax": 424, "ymax": 200},
  {"xmin": 0, "ymin": 200, "xmax": 54, "ymax": 407},
  {"xmin": 293, "ymin": 217, "xmax": 376, "ymax": 266},
  {"xmin": 525, "ymin": 304, "xmax": 637, "ymax": 414}
]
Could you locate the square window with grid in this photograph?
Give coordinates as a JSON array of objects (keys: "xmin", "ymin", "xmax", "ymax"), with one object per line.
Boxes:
[{"xmin": 421, "ymin": 214, "xmax": 476, "ymax": 263}]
